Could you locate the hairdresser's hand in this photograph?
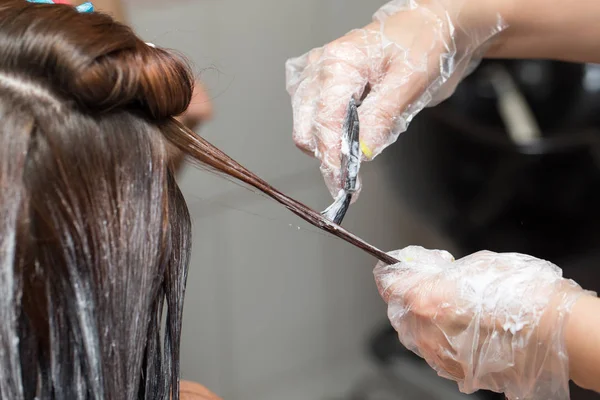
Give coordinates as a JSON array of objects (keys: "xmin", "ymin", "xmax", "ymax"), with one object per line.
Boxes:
[
  {"xmin": 169, "ymin": 81, "xmax": 213, "ymax": 172},
  {"xmin": 286, "ymin": 0, "xmax": 506, "ymax": 199},
  {"xmin": 374, "ymin": 246, "xmax": 594, "ymax": 400},
  {"xmin": 177, "ymin": 81, "xmax": 213, "ymax": 130}
]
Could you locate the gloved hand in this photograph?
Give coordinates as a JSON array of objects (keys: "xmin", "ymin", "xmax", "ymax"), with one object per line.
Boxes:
[
  {"xmin": 286, "ymin": 0, "xmax": 506, "ymax": 199},
  {"xmin": 373, "ymin": 246, "xmax": 595, "ymax": 400}
]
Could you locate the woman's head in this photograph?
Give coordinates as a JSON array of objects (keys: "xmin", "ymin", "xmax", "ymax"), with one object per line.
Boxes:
[
  {"xmin": 0, "ymin": 1, "xmax": 396, "ymax": 399},
  {"xmin": 0, "ymin": 1, "xmax": 193, "ymax": 398}
]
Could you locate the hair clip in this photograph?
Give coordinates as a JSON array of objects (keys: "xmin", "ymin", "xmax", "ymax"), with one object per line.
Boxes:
[
  {"xmin": 27, "ymin": 0, "xmax": 95, "ymax": 13},
  {"xmin": 75, "ymin": 2, "xmax": 94, "ymax": 12}
]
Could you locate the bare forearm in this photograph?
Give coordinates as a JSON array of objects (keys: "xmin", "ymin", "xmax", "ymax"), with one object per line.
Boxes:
[
  {"xmin": 566, "ymin": 295, "xmax": 600, "ymax": 393},
  {"xmin": 486, "ymin": 0, "xmax": 600, "ymax": 63}
]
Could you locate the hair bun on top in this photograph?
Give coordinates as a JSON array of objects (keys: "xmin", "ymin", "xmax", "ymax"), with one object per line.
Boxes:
[{"xmin": 0, "ymin": 0, "xmax": 193, "ymax": 119}]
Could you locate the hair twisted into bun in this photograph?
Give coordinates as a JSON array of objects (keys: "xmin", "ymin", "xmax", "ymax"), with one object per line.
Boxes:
[{"xmin": 0, "ymin": 0, "xmax": 193, "ymax": 118}]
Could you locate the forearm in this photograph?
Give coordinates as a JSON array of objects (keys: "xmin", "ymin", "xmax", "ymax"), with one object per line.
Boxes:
[
  {"xmin": 485, "ymin": 0, "xmax": 600, "ymax": 63},
  {"xmin": 566, "ymin": 295, "xmax": 600, "ymax": 393}
]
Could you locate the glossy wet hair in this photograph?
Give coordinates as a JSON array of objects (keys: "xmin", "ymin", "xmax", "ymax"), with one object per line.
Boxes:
[{"xmin": 0, "ymin": 1, "xmax": 394, "ymax": 400}]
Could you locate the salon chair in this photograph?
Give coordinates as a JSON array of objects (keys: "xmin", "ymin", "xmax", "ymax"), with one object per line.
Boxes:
[{"xmin": 353, "ymin": 60, "xmax": 600, "ymax": 399}]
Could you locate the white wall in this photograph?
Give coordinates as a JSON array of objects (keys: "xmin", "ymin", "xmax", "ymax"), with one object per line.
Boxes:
[{"xmin": 128, "ymin": 1, "xmax": 453, "ymax": 398}]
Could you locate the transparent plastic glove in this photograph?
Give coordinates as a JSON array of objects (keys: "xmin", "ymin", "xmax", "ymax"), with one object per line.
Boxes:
[
  {"xmin": 374, "ymin": 246, "xmax": 595, "ymax": 400},
  {"xmin": 286, "ymin": 0, "xmax": 506, "ymax": 199}
]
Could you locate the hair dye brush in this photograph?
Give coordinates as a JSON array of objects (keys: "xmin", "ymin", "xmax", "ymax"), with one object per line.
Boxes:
[{"xmin": 321, "ymin": 98, "xmax": 361, "ymax": 225}]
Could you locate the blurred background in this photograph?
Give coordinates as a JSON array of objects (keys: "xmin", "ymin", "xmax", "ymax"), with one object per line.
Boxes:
[{"xmin": 127, "ymin": 1, "xmax": 600, "ymax": 399}]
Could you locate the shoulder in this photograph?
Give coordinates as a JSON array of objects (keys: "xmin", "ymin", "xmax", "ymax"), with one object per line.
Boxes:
[{"xmin": 180, "ymin": 381, "xmax": 221, "ymax": 400}]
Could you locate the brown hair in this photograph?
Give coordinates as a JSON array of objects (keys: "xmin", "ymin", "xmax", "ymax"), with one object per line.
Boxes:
[{"xmin": 0, "ymin": 1, "xmax": 394, "ymax": 400}]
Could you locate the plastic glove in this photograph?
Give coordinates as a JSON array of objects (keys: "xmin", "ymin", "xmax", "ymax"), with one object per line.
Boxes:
[
  {"xmin": 373, "ymin": 246, "xmax": 595, "ymax": 400},
  {"xmin": 286, "ymin": 0, "xmax": 506, "ymax": 199}
]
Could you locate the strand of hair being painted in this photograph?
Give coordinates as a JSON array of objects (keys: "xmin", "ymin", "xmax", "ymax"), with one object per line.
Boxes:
[{"xmin": 166, "ymin": 120, "xmax": 399, "ymax": 265}]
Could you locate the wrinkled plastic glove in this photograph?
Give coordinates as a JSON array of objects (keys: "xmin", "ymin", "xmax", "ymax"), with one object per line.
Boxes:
[
  {"xmin": 286, "ymin": 0, "xmax": 506, "ymax": 199},
  {"xmin": 374, "ymin": 246, "xmax": 595, "ymax": 400}
]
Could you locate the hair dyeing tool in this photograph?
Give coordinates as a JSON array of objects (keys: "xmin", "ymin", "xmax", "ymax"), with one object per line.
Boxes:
[
  {"xmin": 321, "ymin": 98, "xmax": 361, "ymax": 225},
  {"xmin": 319, "ymin": 99, "xmax": 398, "ymax": 264}
]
